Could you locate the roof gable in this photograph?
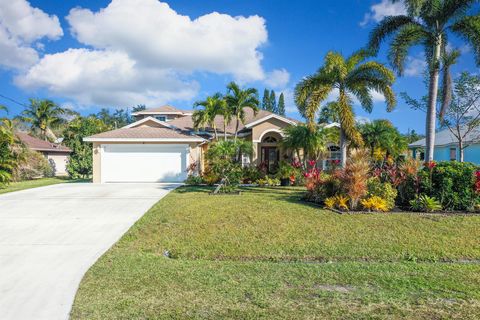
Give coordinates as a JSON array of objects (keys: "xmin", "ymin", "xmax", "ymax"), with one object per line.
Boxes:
[{"xmin": 124, "ymin": 117, "xmax": 173, "ymax": 129}]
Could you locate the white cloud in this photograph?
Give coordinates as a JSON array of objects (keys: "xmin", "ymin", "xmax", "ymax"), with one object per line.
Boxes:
[
  {"xmin": 0, "ymin": 0, "xmax": 62, "ymax": 69},
  {"xmin": 404, "ymin": 56, "xmax": 427, "ymax": 77},
  {"xmin": 16, "ymin": 0, "xmax": 283, "ymax": 107},
  {"xmin": 66, "ymin": 0, "xmax": 267, "ymax": 81},
  {"xmin": 264, "ymin": 68, "xmax": 290, "ymax": 89},
  {"xmin": 16, "ymin": 48, "xmax": 199, "ymax": 107},
  {"xmin": 360, "ymin": 0, "xmax": 406, "ymax": 26}
]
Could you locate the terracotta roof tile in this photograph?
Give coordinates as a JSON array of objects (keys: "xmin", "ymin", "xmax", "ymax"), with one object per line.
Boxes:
[{"xmin": 16, "ymin": 132, "xmax": 71, "ymax": 153}]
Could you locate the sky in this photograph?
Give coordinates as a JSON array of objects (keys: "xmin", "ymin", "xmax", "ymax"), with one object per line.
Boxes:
[{"xmin": 0, "ymin": 0, "xmax": 478, "ymax": 134}]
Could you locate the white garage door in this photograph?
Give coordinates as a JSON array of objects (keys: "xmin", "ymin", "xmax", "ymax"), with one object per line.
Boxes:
[{"xmin": 101, "ymin": 144, "xmax": 189, "ymax": 183}]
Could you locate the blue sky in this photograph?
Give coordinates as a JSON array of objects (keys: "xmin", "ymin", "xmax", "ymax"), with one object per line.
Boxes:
[{"xmin": 0, "ymin": 0, "xmax": 478, "ymax": 134}]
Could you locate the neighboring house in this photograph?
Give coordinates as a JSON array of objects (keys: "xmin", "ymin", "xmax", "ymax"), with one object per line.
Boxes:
[
  {"xmin": 84, "ymin": 105, "xmax": 299, "ymax": 183},
  {"xmin": 409, "ymin": 127, "xmax": 480, "ymax": 164},
  {"xmin": 16, "ymin": 132, "xmax": 72, "ymax": 176}
]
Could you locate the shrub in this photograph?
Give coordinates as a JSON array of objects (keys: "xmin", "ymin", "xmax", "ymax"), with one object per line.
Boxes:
[
  {"xmin": 256, "ymin": 177, "xmax": 280, "ymax": 187},
  {"xmin": 324, "ymin": 195, "xmax": 350, "ymax": 211},
  {"xmin": 409, "ymin": 194, "xmax": 442, "ymax": 212},
  {"xmin": 361, "ymin": 196, "xmax": 389, "ymax": 212},
  {"xmin": 367, "ymin": 178, "xmax": 397, "ymax": 210},
  {"xmin": 339, "ymin": 149, "xmax": 369, "ymax": 209},
  {"xmin": 13, "ymin": 148, "xmax": 53, "ymax": 180},
  {"xmin": 184, "ymin": 175, "xmax": 203, "ymax": 185},
  {"xmin": 276, "ymin": 160, "xmax": 295, "ymax": 179},
  {"xmin": 242, "ymin": 166, "xmax": 263, "ymax": 184}
]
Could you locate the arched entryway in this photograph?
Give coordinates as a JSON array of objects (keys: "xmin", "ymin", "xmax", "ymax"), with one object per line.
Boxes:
[{"xmin": 259, "ymin": 131, "xmax": 283, "ymax": 173}]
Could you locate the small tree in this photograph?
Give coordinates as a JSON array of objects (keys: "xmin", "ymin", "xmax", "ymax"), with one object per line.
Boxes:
[
  {"xmin": 63, "ymin": 116, "xmax": 111, "ymax": 179},
  {"xmin": 270, "ymin": 90, "xmax": 277, "ymax": 114},
  {"xmin": 262, "ymin": 89, "xmax": 270, "ymax": 110},
  {"xmin": 441, "ymin": 72, "xmax": 480, "ymax": 162},
  {"xmin": 278, "ymin": 93, "xmax": 286, "ymax": 116}
]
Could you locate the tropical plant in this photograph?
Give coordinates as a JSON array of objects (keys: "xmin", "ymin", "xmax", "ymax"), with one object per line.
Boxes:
[
  {"xmin": 295, "ymin": 50, "xmax": 396, "ymax": 166},
  {"xmin": 205, "ymin": 139, "xmax": 252, "ymax": 192},
  {"xmin": 367, "ymin": 0, "xmax": 480, "ymax": 162},
  {"xmin": 339, "ymin": 148, "xmax": 370, "ymax": 209},
  {"xmin": 0, "ymin": 117, "xmax": 16, "ymax": 186},
  {"xmin": 409, "ymin": 194, "xmax": 442, "ymax": 212},
  {"xmin": 225, "ymin": 82, "xmax": 259, "ymax": 140},
  {"xmin": 361, "ymin": 196, "xmax": 389, "ymax": 212},
  {"xmin": 276, "ymin": 160, "xmax": 295, "ymax": 179},
  {"xmin": 360, "ymin": 119, "xmax": 407, "ymax": 158},
  {"xmin": 367, "ymin": 177, "xmax": 398, "ymax": 210},
  {"xmin": 193, "ymin": 93, "xmax": 226, "ymax": 140},
  {"xmin": 13, "ymin": 148, "xmax": 53, "ymax": 180},
  {"xmin": 95, "ymin": 108, "xmax": 132, "ymax": 128},
  {"xmin": 324, "ymin": 194, "xmax": 350, "ymax": 211},
  {"xmin": 16, "ymin": 99, "xmax": 69, "ymax": 141},
  {"xmin": 63, "ymin": 116, "xmax": 111, "ymax": 179},
  {"xmin": 281, "ymin": 124, "xmax": 337, "ymax": 167}
]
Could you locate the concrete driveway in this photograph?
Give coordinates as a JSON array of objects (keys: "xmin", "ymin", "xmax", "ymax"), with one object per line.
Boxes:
[{"xmin": 0, "ymin": 182, "xmax": 178, "ymax": 320}]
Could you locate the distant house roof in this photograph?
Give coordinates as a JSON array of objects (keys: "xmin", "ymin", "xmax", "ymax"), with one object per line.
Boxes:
[
  {"xmin": 168, "ymin": 108, "xmax": 299, "ymax": 134},
  {"xmin": 84, "ymin": 117, "xmax": 204, "ymax": 142},
  {"xmin": 131, "ymin": 105, "xmax": 192, "ymax": 115},
  {"xmin": 409, "ymin": 127, "xmax": 480, "ymax": 148},
  {"xmin": 16, "ymin": 132, "xmax": 71, "ymax": 153}
]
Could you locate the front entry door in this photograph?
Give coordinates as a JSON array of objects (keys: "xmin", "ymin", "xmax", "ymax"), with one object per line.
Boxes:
[{"xmin": 262, "ymin": 147, "xmax": 279, "ymax": 173}]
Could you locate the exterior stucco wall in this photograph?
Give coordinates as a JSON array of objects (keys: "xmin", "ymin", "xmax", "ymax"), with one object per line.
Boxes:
[
  {"xmin": 91, "ymin": 141, "xmax": 202, "ymax": 183},
  {"xmin": 251, "ymin": 118, "xmax": 290, "ymax": 142},
  {"xmin": 45, "ymin": 153, "xmax": 69, "ymax": 176},
  {"xmin": 410, "ymin": 143, "xmax": 480, "ymax": 164}
]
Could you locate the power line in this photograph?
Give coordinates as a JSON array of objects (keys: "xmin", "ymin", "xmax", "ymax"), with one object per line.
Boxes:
[{"xmin": 0, "ymin": 93, "xmax": 29, "ymax": 108}]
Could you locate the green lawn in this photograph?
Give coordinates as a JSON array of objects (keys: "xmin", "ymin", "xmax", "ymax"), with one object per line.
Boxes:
[
  {"xmin": 71, "ymin": 186, "xmax": 480, "ymax": 319},
  {"xmin": 0, "ymin": 177, "xmax": 73, "ymax": 195}
]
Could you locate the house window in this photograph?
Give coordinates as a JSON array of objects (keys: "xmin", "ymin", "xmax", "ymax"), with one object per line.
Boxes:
[
  {"xmin": 450, "ymin": 147, "xmax": 457, "ymax": 161},
  {"xmin": 262, "ymin": 136, "xmax": 277, "ymax": 143},
  {"xmin": 323, "ymin": 145, "xmax": 341, "ymax": 169},
  {"xmin": 155, "ymin": 116, "xmax": 167, "ymax": 121}
]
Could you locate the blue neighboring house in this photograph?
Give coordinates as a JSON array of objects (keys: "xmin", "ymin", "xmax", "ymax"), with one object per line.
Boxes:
[{"xmin": 409, "ymin": 127, "xmax": 480, "ymax": 164}]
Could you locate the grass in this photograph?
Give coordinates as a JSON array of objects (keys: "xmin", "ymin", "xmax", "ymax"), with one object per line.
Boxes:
[
  {"xmin": 71, "ymin": 186, "xmax": 480, "ymax": 319},
  {"xmin": 0, "ymin": 177, "xmax": 76, "ymax": 195}
]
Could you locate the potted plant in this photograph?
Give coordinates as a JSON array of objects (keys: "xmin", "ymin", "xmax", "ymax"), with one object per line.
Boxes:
[{"xmin": 277, "ymin": 161, "xmax": 294, "ymax": 186}]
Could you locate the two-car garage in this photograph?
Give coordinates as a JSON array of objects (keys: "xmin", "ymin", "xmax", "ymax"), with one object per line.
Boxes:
[{"xmin": 100, "ymin": 144, "xmax": 189, "ymax": 183}]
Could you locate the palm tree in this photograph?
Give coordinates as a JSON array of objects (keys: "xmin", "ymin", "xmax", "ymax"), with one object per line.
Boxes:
[
  {"xmin": 367, "ymin": 0, "xmax": 480, "ymax": 162},
  {"xmin": 360, "ymin": 119, "xmax": 407, "ymax": 158},
  {"xmin": 192, "ymin": 93, "xmax": 226, "ymax": 140},
  {"xmin": 295, "ymin": 50, "xmax": 396, "ymax": 167},
  {"xmin": 225, "ymin": 82, "xmax": 260, "ymax": 140},
  {"xmin": 16, "ymin": 99, "xmax": 66, "ymax": 141}
]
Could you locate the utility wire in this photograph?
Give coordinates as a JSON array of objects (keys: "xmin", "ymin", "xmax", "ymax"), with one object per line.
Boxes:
[{"xmin": 0, "ymin": 93, "xmax": 29, "ymax": 108}]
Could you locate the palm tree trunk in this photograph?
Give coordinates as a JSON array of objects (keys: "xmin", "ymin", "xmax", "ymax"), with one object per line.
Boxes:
[
  {"xmin": 425, "ymin": 35, "xmax": 442, "ymax": 162},
  {"xmin": 213, "ymin": 123, "xmax": 218, "ymax": 140},
  {"xmin": 339, "ymin": 128, "xmax": 347, "ymax": 167},
  {"xmin": 223, "ymin": 120, "xmax": 227, "ymax": 141},
  {"xmin": 234, "ymin": 117, "xmax": 239, "ymax": 141}
]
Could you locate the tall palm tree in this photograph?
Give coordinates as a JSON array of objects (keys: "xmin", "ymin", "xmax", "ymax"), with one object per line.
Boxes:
[
  {"xmin": 193, "ymin": 93, "xmax": 226, "ymax": 140},
  {"xmin": 367, "ymin": 0, "xmax": 480, "ymax": 162},
  {"xmin": 16, "ymin": 99, "xmax": 66, "ymax": 141},
  {"xmin": 225, "ymin": 82, "xmax": 260, "ymax": 140},
  {"xmin": 295, "ymin": 50, "xmax": 396, "ymax": 167}
]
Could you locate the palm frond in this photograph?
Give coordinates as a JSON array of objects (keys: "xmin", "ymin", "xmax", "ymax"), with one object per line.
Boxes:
[
  {"xmin": 450, "ymin": 15, "xmax": 480, "ymax": 65},
  {"xmin": 367, "ymin": 15, "xmax": 418, "ymax": 54},
  {"xmin": 388, "ymin": 23, "xmax": 429, "ymax": 75}
]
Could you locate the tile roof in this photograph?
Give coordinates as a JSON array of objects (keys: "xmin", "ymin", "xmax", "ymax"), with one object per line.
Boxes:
[
  {"xmin": 409, "ymin": 127, "xmax": 480, "ymax": 147},
  {"xmin": 86, "ymin": 126, "xmax": 202, "ymax": 140},
  {"xmin": 169, "ymin": 108, "xmax": 298, "ymax": 134},
  {"xmin": 16, "ymin": 132, "xmax": 71, "ymax": 153}
]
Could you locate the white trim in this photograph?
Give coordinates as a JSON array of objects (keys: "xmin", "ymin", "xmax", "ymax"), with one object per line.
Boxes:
[
  {"xmin": 84, "ymin": 137, "xmax": 205, "ymax": 142},
  {"xmin": 123, "ymin": 116, "xmax": 173, "ymax": 129},
  {"xmin": 324, "ymin": 122, "xmax": 340, "ymax": 129},
  {"xmin": 252, "ymin": 128, "xmax": 285, "ymax": 143},
  {"xmin": 244, "ymin": 114, "xmax": 296, "ymax": 128},
  {"xmin": 132, "ymin": 111, "xmax": 189, "ymax": 116}
]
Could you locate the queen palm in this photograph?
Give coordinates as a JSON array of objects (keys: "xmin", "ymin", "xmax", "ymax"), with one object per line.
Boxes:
[
  {"xmin": 225, "ymin": 82, "xmax": 259, "ymax": 140},
  {"xmin": 295, "ymin": 50, "xmax": 396, "ymax": 167},
  {"xmin": 367, "ymin": 0, "xmax": 480, "ymax": 162},
  {"xmin": 192, "ymin": 93, "xmax": 226, "ymax": 140},
  {"xmin": 17, "ymin": 99, "xmax": 66, "ymax": 141}
]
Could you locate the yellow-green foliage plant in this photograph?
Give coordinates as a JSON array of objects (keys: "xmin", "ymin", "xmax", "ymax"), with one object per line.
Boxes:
[
  {"xmin": 324, "ymin": 195, "xmax": 350, "ymax": 211},
  {"xmin": 367, "ymin": 177, "xmax": 397, "ymax": 210},
  {"xmin": 361, "ymin": 196, "xmax": 389, "ymax": 212}
]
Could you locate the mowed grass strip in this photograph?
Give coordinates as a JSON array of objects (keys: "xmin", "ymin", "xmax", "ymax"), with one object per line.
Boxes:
[
  {"xmin": 72, "ymin": 256, "xmax": 480, "ymax": 319},
  {"xmin": 118, "ymin": 186, "xmax": 480, "ymax": 262},
  {"xmin": 0, "ymin": 177, "xmax": 69, "ymax": 195},
  {"xmin": 71, "ymin": 186, "xmax": 480, "ymax": 319}
]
